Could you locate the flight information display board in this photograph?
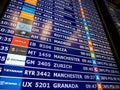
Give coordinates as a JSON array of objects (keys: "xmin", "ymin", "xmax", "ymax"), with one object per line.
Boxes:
[
  {"xmin": 104, "ymin": 0, "xmax": 120, "ymax": 36},
  {"xmin": 0, "ymin": 0, "xmax": 120, "ymax": 90}
]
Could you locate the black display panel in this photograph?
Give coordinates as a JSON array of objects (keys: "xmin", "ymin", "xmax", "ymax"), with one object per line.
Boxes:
[
  {"xmin": 0, "ymin": 0, "xmax": 120, "ymax": 90},
  {"xmin": 104, "ymin": 0, "xmax": 120, "ymax": 36}
]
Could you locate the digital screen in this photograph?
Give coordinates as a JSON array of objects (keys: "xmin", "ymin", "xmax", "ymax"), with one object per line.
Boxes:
[
  {"xmin": 0, "ymin": 0, "xmax": 120, "ymax": 90},
  {"xmin": 104, "ymin": 0, "xmax": 120, "ymax": 36}
]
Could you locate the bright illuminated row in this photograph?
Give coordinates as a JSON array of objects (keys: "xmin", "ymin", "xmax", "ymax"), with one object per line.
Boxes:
[{"xmin": 78, "ymin": 0, "xmax": 103, "ymax": 90}]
